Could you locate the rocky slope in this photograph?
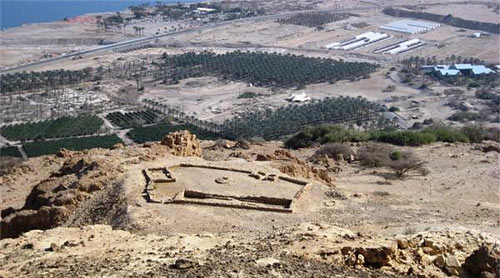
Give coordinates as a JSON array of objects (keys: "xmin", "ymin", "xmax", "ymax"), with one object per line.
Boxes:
[{"xmin": 0, "ymin": 131, "xmax": 499, "ymax": 277}]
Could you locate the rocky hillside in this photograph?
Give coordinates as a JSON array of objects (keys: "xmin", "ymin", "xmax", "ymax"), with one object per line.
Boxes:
[{"xmin": 0, "ymin": 131, "xmax": 499, "ymax": 278}]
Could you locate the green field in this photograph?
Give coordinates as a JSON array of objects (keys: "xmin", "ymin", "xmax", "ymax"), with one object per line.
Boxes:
[
  {"xmin": 0, "ymin": 147, "xmax": 22, "ymax": 158},
  {"xmin": 159, "ymin": 51, "xmax": 379, "ymax": 88},
  {"xmin": 1, "ymin": 115, "xmax": 103, "ymax": 141},
  {"xmin": 22, "ymin": 135, "xmax": 123, "ymax": 157},
  {"xmin": 106, "ymin": 110, "xmax": 159, "ymax": 128}
]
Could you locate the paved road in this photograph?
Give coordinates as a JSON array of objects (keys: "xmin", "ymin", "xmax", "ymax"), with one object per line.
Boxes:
[{"xmin": 0, "ymin": 6, "xmax": 381, "ymax": 74}]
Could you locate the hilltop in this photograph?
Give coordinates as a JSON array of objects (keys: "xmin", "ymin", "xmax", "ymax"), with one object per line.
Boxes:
[{"xmin": 0, "ymin": 131, "xmax": 498, "ymax": 277}]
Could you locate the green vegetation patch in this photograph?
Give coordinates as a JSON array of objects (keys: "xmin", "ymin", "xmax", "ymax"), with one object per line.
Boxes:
[
  {"xmin": 1, "ymin": 68, "xmax": 94, "ymax": 94},
  {"xmin": 277, "ymin": 12, "xmax": 351, "ymax": 27},
  {"xmin": 1, "ymin": 115, "xmax": 103, "ymax": 141},
  {"xmin": 237, "ymin": 92, "xmax": 259, "ymax": 99},
  {"xmin": 219, "ymin": 96, "xmax": 385, "ymax": 140},
  {"xmin": 159, "ymin": 51, "xmax": 378, "ymax": 88},
  {"xmin": 0, "ymin": 147, "xmax": 22, "ymax": 158},
  {"xmin": 285, "ymin": 124, "xmax": 487, "ymax": 148},
  {"xmin": 127, "ymin": 121, "xmax": 220, "ymax": 143},
  {"xmin": 106, "ymin": 110, "xmax": 159, "ymax": 129},
  {"xmin": 23, "ymin": 135, "xmax": 122, "ymax": 157},
  {"xmin": 368, "ymin": 130, "xmax": 437, "ymax": 146}
]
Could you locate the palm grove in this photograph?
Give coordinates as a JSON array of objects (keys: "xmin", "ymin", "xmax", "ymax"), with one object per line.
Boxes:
[{"xmin": 0, "ymin": 51, "xmax": 386, "ymax": 156}]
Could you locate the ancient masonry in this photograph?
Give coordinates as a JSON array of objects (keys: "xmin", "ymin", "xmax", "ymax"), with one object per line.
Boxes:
[{"xmin": 143, "ymin": 164, "xmax": 312, "ymax": 213}]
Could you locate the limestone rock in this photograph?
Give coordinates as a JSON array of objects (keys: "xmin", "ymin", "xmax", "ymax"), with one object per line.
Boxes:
[
  {"xmin": 234, "ymin": 139, "xmax": 250, "ymax": 150},
  {"xmin": 56, "ymin": 148, "xmax": 73, "ymax": 158},
  {"xmin": 256, "ymin": 257, "xmax": 280, "ymax": 267},
  {"xmin": 112, "ymin": 143, "xmax": 124, "ymax": 150},
  {"xmin": 172, "ymin": 258, "xmax": 196, "ymax": 269},
  {"xmin": 355, "ymin": 244, "xmax": 397, "ymax": 267},
  {"xmin": 161, "ymin": 130, "xmax": 202, "ymax": 157},
  {"xmin": 0, "ymin": 156, "xmax": 121, "ymax": 239},
  {"xmin": 444, "ymin": 255, "xmax": 461, "ymax": 276}
]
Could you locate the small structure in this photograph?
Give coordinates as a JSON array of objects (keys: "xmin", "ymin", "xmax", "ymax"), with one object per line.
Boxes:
[
  {"xmin": 196, "ymin": 7, "xmax": 216, "ymax": 14},
  {"xmin": 325, "ymin": 32, "xmax": 389, "ymax": 50},
  {"xmin": 380, "ymin": 19, "xmax": 440, "ymax": 34},
  {"xmin": 286, "ymin": 92, "xmax": 311, "ymax": 102},
  {"xmin": 374, "ymin": 38, "xmax": 426, "ymax": 54}
]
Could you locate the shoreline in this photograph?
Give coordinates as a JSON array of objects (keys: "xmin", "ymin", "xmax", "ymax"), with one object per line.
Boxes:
[{"xmin": 0, "ymin": 0, "xmax": 204, "ymax": 31}]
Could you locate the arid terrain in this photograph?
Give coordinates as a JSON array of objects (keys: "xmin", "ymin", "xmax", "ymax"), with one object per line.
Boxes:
[
  {"xmin": 1, "ymin": 131, "xmax": 499, "ymax": 277},
  {"xmin": 0, "ymin": 0, "xmax": 499, "ymax": 277}
]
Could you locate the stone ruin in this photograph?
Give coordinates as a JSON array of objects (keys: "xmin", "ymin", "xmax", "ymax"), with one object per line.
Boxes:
[
  {"xmin": 161, "ymin": 130, "xmax": 202, "ymax": 157},
  {"xmin": 143, "ymin": 164, "xmax": 311, "ymax": 213}
]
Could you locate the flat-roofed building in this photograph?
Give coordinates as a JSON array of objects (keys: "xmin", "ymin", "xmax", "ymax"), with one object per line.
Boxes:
[{"xmin": 381, "ymin": 19, "xmax": 440, "ymax": 34}]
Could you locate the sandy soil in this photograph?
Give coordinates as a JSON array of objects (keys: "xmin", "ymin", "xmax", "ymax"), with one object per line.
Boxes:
[
  {"xmin": 0, "ymin": 139, "xmax": 498, "ymax": 277},
  {"xmin": 423, "ymin": 3, "xmax": 500, "ymax": 24}
]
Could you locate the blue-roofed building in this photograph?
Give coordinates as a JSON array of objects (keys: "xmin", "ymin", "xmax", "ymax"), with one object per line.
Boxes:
[
  {"xmin": 470, "ymin": 65, "xmax": 495, "ymax": 75},
  {"xmin": 420, "ymin": 64, "xmax": 496, "ymax": 78},
  {"xmin": 452, "ymin": 64, "xmax": 473, "ymax": 70},
  {"xmin": 436, "ymin": 69, "xmax": 460, "ymax": 76}
]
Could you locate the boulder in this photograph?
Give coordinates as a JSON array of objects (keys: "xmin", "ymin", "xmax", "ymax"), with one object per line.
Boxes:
[
  {"xmin": 172, "ymin": 258, "xmax": 196, "ymax": 269},
  {"xmin": 444, "ymin": 255, "xmax": 461, "ymax": 276},
  {"xmin": 56, "ymin": 148, "xmax": 73, "ymax": 158},
  {"xmin": 355, "ymin": 244, "xmax": 397, "ymax": 267}
]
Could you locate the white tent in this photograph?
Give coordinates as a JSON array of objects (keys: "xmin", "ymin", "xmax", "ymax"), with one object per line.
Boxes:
[{"xmin": 286, "ymin": 92, "xmax": 311, "ymax": 102}]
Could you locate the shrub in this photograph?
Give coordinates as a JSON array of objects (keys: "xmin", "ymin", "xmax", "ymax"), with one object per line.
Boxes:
[
  {"xmin": 237, "ymin": 92, "xmax": 259, "ymax": 99},
  {"xmin": 423, "ymin": 126, "xmax": 469, "ymax": 143},
  {"xmin": 422, "ymin": 118, "xmax": 434, "ymax": 125},
  {"xmin": 475, "ymin": 89, "xmax": 496, "ymax": 100},
  {"xmin": 313, "ymin": 143, "xmax": 354, "ymax": 160},
  {"xmin": 443, "ymin": 88, "xmax": 464, "ymax": 96},
  {"xmin": 386, "ymin": 150, "xmax": 427, "ymax": 178},
  {"xmin": 461, "ymin": 124, "xmax": 487, "ymax": 143},
  {"xmin": 485, "ymin": 127, "xmax": 500, "ymax": 142},
  {"xmin": 285, "ymin": 125, "xmax": 369, "ymax": 149},
  {"xmin": 467, "ymin": 81, "xmax": 480, "ymax": 89},
  {"xmin": 284, "ymin": 128, "xmax": 315, "ymax": 149},
  {"xmin": 0, "ymin": 156, "xmax": 23, "ymax": 176},
  {"xmin": 383, "ymin": 85, "xmax": 396, "ymax": 92},
  {"xmin": 368, "ymin": 130, "xmax": 436, "ymax": 146},
  {"xmin": 358, "ymin": 143, "xmax": 395, "ymax": 167},
  {"xmin": 388, "ymin": 106, "xmax": 400, "ymax": 112},
  {"xmin": 358, "ymin": 143, "xmax": 428, "ymax": 178},
  {"xmin": 448, "ymin": 111, "xmax": 480, "ymax": 122}
]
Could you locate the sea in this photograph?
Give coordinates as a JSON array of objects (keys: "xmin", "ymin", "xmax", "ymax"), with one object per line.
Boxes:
[{"xmin": 0, "ymin": 0, "xmax": 197, "ymax": 30}]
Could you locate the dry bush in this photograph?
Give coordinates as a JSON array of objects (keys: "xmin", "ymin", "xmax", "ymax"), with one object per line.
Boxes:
[
  {"xmin": 385, "ymin": 151, "xmax": 428, "ymax": 178},
  {"xmin": 0, "ymin": 157, "xmax": 23, "ymax": 176},
  {"xmin": 313, "ymin": 143, "xmax": 355, "ymax": 161},
  {"xmin": 358, "ymin": 143, "xmax": 428, "ymax": 178},
  {"xmin": 358, "ymin": 143, "xmax": 395, "ymax": 167}
]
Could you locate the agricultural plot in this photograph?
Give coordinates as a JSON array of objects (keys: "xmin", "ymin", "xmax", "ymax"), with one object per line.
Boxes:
[
  {"xmin": 22, "ymin": 135, "xmax": 122, "ymax": 157},
  {"xmin": 0, "ymin": 147, "xmax": 22, "ymax": 158},
  {"xmin": 277, "ymin": 12, "xmax": 351, "ymax": 27},
  {"xmin": 0, "ymin": 68, "xmax": 94, "ymax": 94},
  {"xmin": 106, "ymin": 110, "xmax": 159, "ymax": 128},
  {"xmin": 1, "ymin": 115, "xmax": 103, "ymax": 141},
  {"xmin": 158, "ymin": 51, "xmax": 379, "ymax": 88},
  {"xmin": 127, "ymin": 121, "xmax": 220, "ymax": 143},
  {"xmin": 218, "ymin": 96, "xmax": 387, "ymax": 140}
]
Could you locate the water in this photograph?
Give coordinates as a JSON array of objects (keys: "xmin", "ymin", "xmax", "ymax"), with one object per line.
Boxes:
[{"xmin": 0, "ymin": 0, "xmax": 196, "ymax": 30}]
